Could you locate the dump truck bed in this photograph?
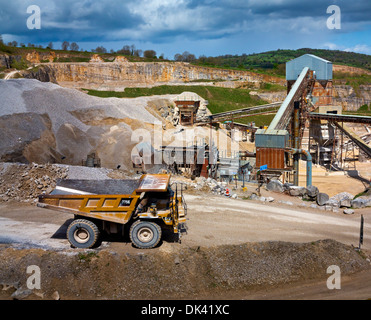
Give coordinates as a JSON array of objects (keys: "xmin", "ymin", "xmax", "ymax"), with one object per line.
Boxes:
[{"xmin": 51, "ymin": 179, "xmax": 141, "ymax": 195}]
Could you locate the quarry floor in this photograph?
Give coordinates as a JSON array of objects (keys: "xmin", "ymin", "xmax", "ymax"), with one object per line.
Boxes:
[{"xmin": 0, "ymin": 191, "xmax": 371, "ymax": 300}]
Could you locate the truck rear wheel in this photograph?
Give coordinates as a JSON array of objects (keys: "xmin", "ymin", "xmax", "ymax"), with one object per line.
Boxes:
[
  {"xmin": 67, "ymin": 219, "xmax": 100, "ymax": 249},
  {"xmin": 130, "ymin": 220, "xmax": 162, "ymax": 249}
]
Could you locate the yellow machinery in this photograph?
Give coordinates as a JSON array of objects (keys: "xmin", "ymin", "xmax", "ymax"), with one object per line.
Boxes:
[{"xmin": 37, "ymin": 174, "xmax": 187, "ymax": 249}]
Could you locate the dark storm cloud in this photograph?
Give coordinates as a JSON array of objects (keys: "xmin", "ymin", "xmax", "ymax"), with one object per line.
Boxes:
[
  {"xmin": 0, "ymin": 0, "xmax": 143, "ymax": 42},
  {"xmin": 0, "ymin": 0, "xmax": 370, "ymax": 47}
]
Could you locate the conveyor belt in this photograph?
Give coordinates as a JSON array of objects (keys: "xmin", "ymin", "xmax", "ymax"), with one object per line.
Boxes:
[
  {"xmin": 268, "ymin": 67, "xmax": 310, "ymax": 130},
  {"xmin": 309, "ymin": 112, "xmax": 371, "ymax": 124},
  {"xmin": 197, "ymin": 102, "xmax": 282, "ymax": 123},
  {"xmin": 333, "ymin": 122, "xmax": 371, "ymax": 158}
]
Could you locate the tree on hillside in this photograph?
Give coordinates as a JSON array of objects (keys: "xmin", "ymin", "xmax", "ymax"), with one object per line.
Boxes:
[
  {"xmin": 174, "ymin": 51, "xmax": 196, "ymax": 62},
  {"xmin": 61, "ymin": 41, "xmax": 70, "ymax": 50},
  {"xmin": 117, "ymin": 45, "xmax": 131, "ymax": 55},
  {"xmin": 47, "ymin": 42, "xmax": 53, "ymax": 49},
  {"xmin": 0, "ymin": 34, "xmax": 3, "ymax": 44},
  {"xmin": 143, "ymin": 50, "xmax": 156, "ymax": 59},
  {"xmin": 94, "ymin": 46, "xmax": 107, "ymax": 53},
  {"xmin": 70, "ymin": 42, "xmax": 79, "ymax": 51},
  {"xmin": 133, "ymin": 49, "xmax": 142, "ymax": 57}
]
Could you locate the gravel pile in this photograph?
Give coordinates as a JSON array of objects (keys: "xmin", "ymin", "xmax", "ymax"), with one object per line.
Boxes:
[
  {"xmin": 57, "ymin": 164, "xmax": 112, "ymax": 180},
  {"xmin": 0, "ymin": 162, "xmax": 68, "ymax": 203},
  {"xmin": 0, "ymin": 239, "xmax": 369, "ymax": 299},
  {"xmin": 0, "ymin": 79, "xmax": 160, "ymax": 131},
  {"xmin": 0, "ymin": 79, "xmax": 173, "ymax": 169}
]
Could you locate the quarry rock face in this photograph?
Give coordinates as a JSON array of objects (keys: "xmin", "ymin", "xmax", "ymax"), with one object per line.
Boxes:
[
  {"xmin": 35, "ymin": 62, "xmax": 287, "ymax": 86},
  {"xmin": 333, "ymin": 64, "xmax": 371, "ymax": 76},
  {"xmin": 333, "ymin": 84, "xmax": 371, "ymax": 111},
  {"xmin": 24, "ymin": 65, "xmax": 58, "ymax": 83},
  {"xmin": 0, "ymin": 54, "xmax": 22, "ymax": 69},
  {"xmin": 114, "ymin": 56, "xmax": 129, "ymax": 64},
  {"xmin": 89, "ymin": 54, "xmax": 104, "ymax": 63},
  {"xmin": 25, "ymin": 51, "xmax": 41, "ymax": 64},
  {"xmin": 0, "ymin": 54, "xmax": 12, "ymax": 68}
]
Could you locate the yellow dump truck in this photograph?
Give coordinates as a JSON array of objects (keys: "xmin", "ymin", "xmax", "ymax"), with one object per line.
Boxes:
[{"xmin": 37, "ymin": 174, "xmax": 187, "ymax": 249}]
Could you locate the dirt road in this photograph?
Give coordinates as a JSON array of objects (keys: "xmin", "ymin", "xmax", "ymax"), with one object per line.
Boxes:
[
  {"xmin": 0, "ymin": 193, "xmax": 370, "ymax": 300},
  {"xmin": 0, "ymin": 193, "xmax": 369, "ymax": 251}
]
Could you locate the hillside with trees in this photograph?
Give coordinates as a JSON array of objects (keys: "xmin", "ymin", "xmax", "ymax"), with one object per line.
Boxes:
[{"xmin": 194, "ymin": 48, "xmax": 371, "ymax": 76}]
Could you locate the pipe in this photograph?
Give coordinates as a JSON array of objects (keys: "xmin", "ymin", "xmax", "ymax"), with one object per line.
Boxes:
[
  {"xmin": 293, "ymin": 101, "xmax": 300, "ymax": 186},
  {"xmin": 287, "ymin": 148, "xmax": 312, "ymax": 187}
]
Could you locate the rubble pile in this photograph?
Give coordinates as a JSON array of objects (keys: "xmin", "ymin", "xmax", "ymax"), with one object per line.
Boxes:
[
  {"xmin": 178, "ymin": 176, "xmax": 238, "ymax": 198},
  {"xmin": 0, "ymin": 163, "xmax": 68, "ymax": 204},
  {"xmin": 157, "ymin": 104, "xmax": 180, "ymax": 126},
  {"xmin": 267, "ymin": 179, "xmax": 371, "ymax": 212}
]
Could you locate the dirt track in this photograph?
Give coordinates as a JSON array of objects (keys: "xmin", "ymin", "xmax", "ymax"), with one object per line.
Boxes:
[
  {"xmin": 0, "ymin": 192, "xmax": 371, "ymax": 300},
  {"xmin": 1, "ymin": 192, "xmax": 370, "ymax": 251}
]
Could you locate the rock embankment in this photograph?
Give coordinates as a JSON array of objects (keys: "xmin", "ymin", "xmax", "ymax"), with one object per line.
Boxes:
[{"xmin": 0, "ymin": 239, "xmax": 369, "ymax": 299}]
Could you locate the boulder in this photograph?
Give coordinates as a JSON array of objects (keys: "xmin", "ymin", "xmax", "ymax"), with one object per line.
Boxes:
[
  {"xmin": 357, "ymin": 196, "xmax": 371, "ymax": 207},
  {"xmin": 288, "ymin": 186, "xmax": 307, "ymax": 197},
  {"xmin": 283, "ymin": 182, "xmax": 294, "ymax": 191},
  {"xmin": 340, "ymin": 199, "xmax": 352, "ymax": 208},
  {"xmin": 316, "ymin": 193, "xmax": 329, "ymax": 206},
  {"xmin": 343, "ymin": 208, "xmax": 354, "ymax": 215},
  {"xmin": 250, "ymin": 193, "xmax": 259, "ymax": 201},
  {"xmin": 266, "ymin": 180, "xmax": 284, "ymax": 193},
  {"xmin": 351, "ymin": 198, "xmax": 366, "ymax": 209},
  {"xmin": 306, "ymin": 185, "xmax": 319, "ymax": 198},
  {"xmin": 325, "ymin": 199, "xmax": 340, "ymax": 208},
  {"xmin": 331, "ymin": 192, "xmax": 354, "ymax": 202}
]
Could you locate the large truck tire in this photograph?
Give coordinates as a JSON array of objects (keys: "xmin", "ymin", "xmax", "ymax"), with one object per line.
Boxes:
[
  {"xmin": 130, "ymin": 220, "xmax": 162, "ymax": 249},
  {"xmin": 67, "ymin": 219, "xmax": 100, "ymax": 249}
]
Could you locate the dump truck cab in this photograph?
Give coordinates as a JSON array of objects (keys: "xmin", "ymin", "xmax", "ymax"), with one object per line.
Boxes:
[{"xmin": 38, "ymin": 174, "xmax": 187, "ymax": 249}]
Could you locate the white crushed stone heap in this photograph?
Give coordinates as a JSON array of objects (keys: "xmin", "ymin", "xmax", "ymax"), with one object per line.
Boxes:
[
  {"xmin": 0, "ymin": 79, "xmax": 161, "ymax": 132},
  {"xmin": 0, "ymin": 79, "xmax": 176, "ymax": 169}
]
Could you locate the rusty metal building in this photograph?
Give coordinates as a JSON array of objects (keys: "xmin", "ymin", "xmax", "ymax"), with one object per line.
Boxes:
[{"xmin": 174, "ymin": 92, "xmax": 202, "ymax": 125}]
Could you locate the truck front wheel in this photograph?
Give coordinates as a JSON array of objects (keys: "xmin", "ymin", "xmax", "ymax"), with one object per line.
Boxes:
[
  {"xmin": 67, "ymin": 219, "xmax": 100, "ymax": 249},
  {"xmin": 130, "ymin": 220, "xmax": 162, "ymax": 249}
]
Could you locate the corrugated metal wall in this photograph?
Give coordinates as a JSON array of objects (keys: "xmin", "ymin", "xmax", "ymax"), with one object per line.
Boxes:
[
  {"xmin": 256, "ymin": 148, "xmax": 286, "ymax": 170},
  {"xmin": 286, "ymin": 54, "xmax": 332, "ymax": 81}
]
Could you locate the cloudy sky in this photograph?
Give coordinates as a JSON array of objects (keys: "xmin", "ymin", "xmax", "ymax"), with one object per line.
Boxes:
[{"xmin": 0, "ymin": 0, "xmax": 370, "ymax": 58}]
